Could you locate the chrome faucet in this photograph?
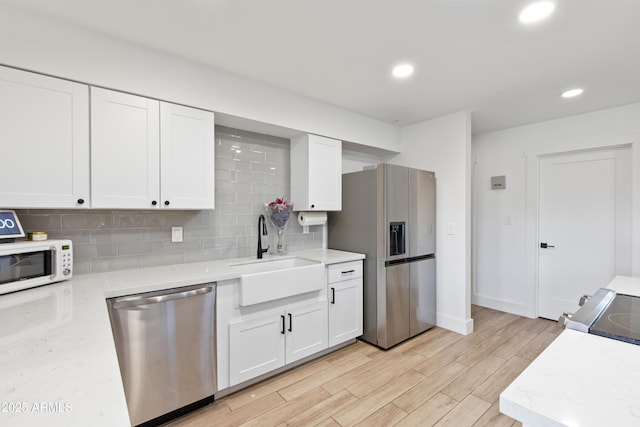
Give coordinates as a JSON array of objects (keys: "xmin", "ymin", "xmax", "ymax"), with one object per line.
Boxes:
[{"xmin": 257, "ymin": 214, "xmax": 269, "ymax": 258}]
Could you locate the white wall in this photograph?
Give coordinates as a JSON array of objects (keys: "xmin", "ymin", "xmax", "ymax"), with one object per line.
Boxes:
[
  {"xmin": 392, "ymin": 112, "xmax": 474, "ymax": 335},
  {"xmin": 473, "ymin": 103, "xmax": 640, "ymax": 317},
  {"xmin": 0, "ymin": 4, "xmax": 399, "ymax": 152}
]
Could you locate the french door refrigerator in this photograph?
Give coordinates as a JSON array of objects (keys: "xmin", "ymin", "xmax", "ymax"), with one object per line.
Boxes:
[{"xmin": 328, "ymin": 164, "xmax": 436, "ymax": 349}]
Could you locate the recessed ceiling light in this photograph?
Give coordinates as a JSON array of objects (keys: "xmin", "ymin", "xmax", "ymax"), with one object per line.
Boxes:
[
  {"xmin": 392, "ymin": 64, "xmax": 414, "ymax": 78},
  {"xmin": 561, "ymin": 88, "xmax": 584, "ymax": 98},
  {"xmin": 519, "ymin": 1, "xmax": 556, "ymax": 24}
]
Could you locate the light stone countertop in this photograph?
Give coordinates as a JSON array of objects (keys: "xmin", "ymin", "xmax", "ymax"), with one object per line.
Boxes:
[
  {"xmin": 500, "ymin": 275, "xmax": 640, "ymax": 427},
  {"xmin": 0, "ymin": 249, "xmax": 364, "ymax": 427}
]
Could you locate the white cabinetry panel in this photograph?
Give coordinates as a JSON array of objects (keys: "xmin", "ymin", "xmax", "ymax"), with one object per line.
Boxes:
[
  {"xmin": 0, "ymin": 66, "xmax": 89, "ymax": 208},
  {"xmin": 291, "ymin": 134, "xmax": 342, "ymax": 211},
  {"xmin": 160, "ymin": 102, "xmax": 215, "ymax": 209},
  {"xmin": 229, "ymin": 308, "xmax": 286, "ymax": 386},
  {"xmin": 91, "ymin": 87, "xmax": 160, "ymax": 209},
  {"xmin": 328, "ymin": 261, "xmax": 363, "ymax": 347},
  {"xmin": 285, "ymin": 300, "xmax": 328, "ymax": 363}
]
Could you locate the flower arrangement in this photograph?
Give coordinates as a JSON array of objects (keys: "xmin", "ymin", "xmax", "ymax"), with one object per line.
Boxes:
[
  {"xmin": 265, "ymin": 197, "xmax": 294, "ymax": 254},
  {"xmin": 265, "ymin": 197, "xmax": 293, "ymax": 229}
]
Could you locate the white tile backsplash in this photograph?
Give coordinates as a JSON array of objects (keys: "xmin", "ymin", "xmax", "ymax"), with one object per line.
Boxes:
[{"xmin": 15, "ymin": 125, "xmax": 322, "ymax": 275}]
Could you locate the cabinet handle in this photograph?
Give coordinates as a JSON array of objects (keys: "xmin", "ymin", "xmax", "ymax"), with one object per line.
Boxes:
[
  {"xmin": 151, "ymin": 200, "xmax": 157, "ymax": 206},
  {"xmin": 281, "ymin": 315, "xmax": 285, "ymax": 334},
  {"xmin": 164, "ymin": 200, "xmax": 170, "ymax": 206},
  {"xmin": 310, "ymin": 204, "xmax": 315, "ymax": 209},
  {"xmin": 77, "ymin": 198, "xmax": 85, "ymax": 205},
  {"xmin": 331, "ymin": 287, "xmax": 335, "ymax": 304},
  {"xmin": 341, "ymin": 269, "xmax": 355, "ymax": 274},
  {"xmin": 288, "ymin": 313, "xmax": 293, "ymax": 332}
]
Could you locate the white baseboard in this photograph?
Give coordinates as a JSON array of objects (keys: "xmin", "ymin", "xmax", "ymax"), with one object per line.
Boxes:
[
  {"xmin": 472, "ymin": 294, "xmax": 535, "ymax": 318},
  {"xmin": 436, "ymin": 313, "xmax": 475, "ymax": 335}
]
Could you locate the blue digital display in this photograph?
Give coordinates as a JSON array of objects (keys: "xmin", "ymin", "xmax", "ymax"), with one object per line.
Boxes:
[{"xmin": 0, "ymin": 210, "xmax": 25, "ymax": 238}]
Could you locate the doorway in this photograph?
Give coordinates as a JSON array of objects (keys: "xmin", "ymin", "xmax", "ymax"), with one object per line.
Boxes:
[{"xmin": 537, "ymin": 147, "xmax": 631, "ymax": 320}]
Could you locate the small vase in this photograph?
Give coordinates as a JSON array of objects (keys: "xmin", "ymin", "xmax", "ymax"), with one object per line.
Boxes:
[{"xmin": 275, "ymin": 228, "xmax": 286, "ymax": 255}]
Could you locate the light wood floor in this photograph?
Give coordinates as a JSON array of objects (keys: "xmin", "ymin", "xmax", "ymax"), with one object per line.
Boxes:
[{"xmin": 167, "ymin": 306, "xmax": 562, "ymax": 427}]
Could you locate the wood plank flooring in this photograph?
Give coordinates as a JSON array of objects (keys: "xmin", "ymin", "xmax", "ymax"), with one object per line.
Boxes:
[{"xmin": 166, "ymin": 306, "xmax": 562, "ymax": 427}]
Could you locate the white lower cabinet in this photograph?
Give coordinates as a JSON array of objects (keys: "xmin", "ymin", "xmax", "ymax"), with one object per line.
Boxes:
[
  {"xmin": 228, "ymin": 298, "xmax": 327, "ymax": 387},
  {"xmin": 218, "ymin": 260, "xmax": 363, "ymax": 391},
  {"xmin": 328, "ymin": 261, "xmax": 364, "ymax": 347}
]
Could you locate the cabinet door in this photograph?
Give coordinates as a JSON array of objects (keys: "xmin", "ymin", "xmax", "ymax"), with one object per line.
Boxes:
[
  {"xmin": 160, "ymin": 103, "xmax": 215, "ymax": 209},
  {"xmin": 91, "ymin": 87, "xmax": 160, "ymax": 209},
  {"xmin": 329, "ymin": 278, "xmax": 363, "ymax": 347},
  {"xmin": 285, "ymin": 300, "xmax": 328, "ymax": 364},
  {"xmin": 229, "ymin": 311, "xmax": 286, "ymax": 386},
  {"xmin": 0, "ymin": 66, "xmax": 89, "ymax": 208},
  {"xmin": 307, "ymin": 135, "xmax": 342, "ymax": 210}
]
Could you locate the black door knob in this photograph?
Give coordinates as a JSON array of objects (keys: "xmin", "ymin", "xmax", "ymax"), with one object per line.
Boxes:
[
  {"xmin": 164, "ymin": 201, "xmax": 170, "ymax": 206},
  {"xmin": 151, "ymin": 200, "xmax": 157, "ymax": 206},
  {"xmin": 77, "ymin": 198, "xmax": 85, "ymax": 205},
  {"xmin": 310, "ymin": 204, "xmax": 315, "ymax": 209}
]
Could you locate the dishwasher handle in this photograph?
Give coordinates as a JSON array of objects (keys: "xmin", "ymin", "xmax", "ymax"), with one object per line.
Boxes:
[{"xmin": 112, "ymin": 285, "xmax": 214, "ymax": 309}]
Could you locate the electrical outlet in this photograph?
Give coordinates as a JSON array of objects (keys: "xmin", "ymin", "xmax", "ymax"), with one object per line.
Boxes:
[{"xmin": 171, "ymin": 226, "xmax": 183, "ymax": 243}]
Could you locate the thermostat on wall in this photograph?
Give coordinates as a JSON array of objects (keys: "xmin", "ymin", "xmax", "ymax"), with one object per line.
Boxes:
[{"xmin": 491, "ymin": 175, "xmax": 506, "ymax": 190}]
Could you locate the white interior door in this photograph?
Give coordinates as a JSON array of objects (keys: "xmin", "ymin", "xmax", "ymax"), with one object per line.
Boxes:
[{"xmin": 538, "ymin": 148, "xmax": 631, "ymax": 319}]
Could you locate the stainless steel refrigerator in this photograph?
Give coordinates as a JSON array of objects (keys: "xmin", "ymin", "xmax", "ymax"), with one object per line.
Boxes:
[{"xmin": 328, "ymin": 164, "xmax": 436, "ymax": 349}]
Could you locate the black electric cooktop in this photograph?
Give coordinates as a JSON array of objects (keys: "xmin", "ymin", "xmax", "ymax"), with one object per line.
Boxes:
[{"xmin": 589, "ymin": 294, "xmax": 640, "ymax": 345}]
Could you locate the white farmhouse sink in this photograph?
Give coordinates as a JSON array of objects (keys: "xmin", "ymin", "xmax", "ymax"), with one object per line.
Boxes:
[{"xmin": 230, "ymin": 257, "xmax": 324, "ymax": 306}]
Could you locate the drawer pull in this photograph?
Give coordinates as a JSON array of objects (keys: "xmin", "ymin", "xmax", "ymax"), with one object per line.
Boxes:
[
  {"xmin": 341, "ymin": 269, "xmax": 355, "ymax": 274},
  {"xmin": 281, "ymin": 315, "xmax": 285, "ymax": 334},
  {"xmin": 288, "ymin": 313, "xmax": 293, "ymax": 332},
  {"xmin": 331, "ymin": 287, "xmax": 335, "ymax": 304}
]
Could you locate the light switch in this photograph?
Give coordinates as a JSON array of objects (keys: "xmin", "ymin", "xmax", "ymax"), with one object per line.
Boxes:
[
  {"xmin": 447, "ymin": 223, "xmax": 455, "ymax": 235},
  {"xmin": 171, "ymin": 226, "xmax": 183, "ymax": 243}
]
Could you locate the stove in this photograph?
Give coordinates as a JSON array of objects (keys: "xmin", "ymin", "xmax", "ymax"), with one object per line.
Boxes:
[{"xmin": 560, "ymin": 288, "xmax": 640, "ymax": 345}]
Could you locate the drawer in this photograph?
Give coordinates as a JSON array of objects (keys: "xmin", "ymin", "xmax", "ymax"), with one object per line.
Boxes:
[{"xmin": 328, "ymin": 261, "xmax": 363, "ymax": 283}]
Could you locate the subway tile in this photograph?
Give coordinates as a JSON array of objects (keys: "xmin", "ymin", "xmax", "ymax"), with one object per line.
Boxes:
[
  {"xmin": 202, "ymin": 236, "xmax": 237, "ymax": 251},
  {"xmin": 18, "ymin": 213, "xmax": 62, "ymax": 231},
  {"xmin": 118, "ymin": 241, "xmax": 163, "ymax": 256},
  {"xmin": 62, "ymin": 214, "xmax": 114, "ymax": 230},
  {"xmin": 236, "ymin": 170, "xmax": 265, "ymax": 184},
  {"xmin": 185, "ymin": 226, "xmax": 220, "ymax": 239},
  {"xmin": 91, "ymin": 256, "xmax": 142, "ymax": 273},
  {"xmin": 91, "ymin": 229, "xmax": 143, "ymax": 243},
  {"xmin": 142, "ymin": 253, "xmax": 185, "ymax": 268},
  {"xmin": 219, "ymin": 225, "xmax": 253, "ymax": 238},
  {"xmin": 252, "ymin": 183, "xmax": 279, "ymax": 195},
  {"xmin": 162, "ymin": 240, "xmax": 203, "ymax": 254}
]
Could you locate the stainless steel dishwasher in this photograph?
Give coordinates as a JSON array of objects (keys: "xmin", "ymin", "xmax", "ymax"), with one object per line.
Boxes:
[{"xmin": 107, "ymin": 283, "xmax": 216, "ymax": 426}]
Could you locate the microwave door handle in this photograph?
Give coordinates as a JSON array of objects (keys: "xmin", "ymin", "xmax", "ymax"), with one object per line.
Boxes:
[{"xmin": 50, "ymin": 246, "xmax": 57, "ymax": 278}]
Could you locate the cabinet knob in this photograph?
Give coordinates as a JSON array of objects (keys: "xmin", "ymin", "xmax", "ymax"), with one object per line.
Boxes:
[
  {"xmin": 164, "ymin": 200, "xmax": 170, "ymax": 206},
  {"xmin": 151, "ymin": 200, "xmax": 157, "ymax": 206},
  {"xmin": 310, "ymin": 204, "xmax": 315, "ymax": 209},
  {"xmin": 77, "ymin": 198, "xmax": 85, "ymax": 205}
]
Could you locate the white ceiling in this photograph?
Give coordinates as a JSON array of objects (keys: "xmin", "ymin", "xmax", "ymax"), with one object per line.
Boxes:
[{"xmin": 4, "ymin": 0, "xmax": 640, "ymax": 134}]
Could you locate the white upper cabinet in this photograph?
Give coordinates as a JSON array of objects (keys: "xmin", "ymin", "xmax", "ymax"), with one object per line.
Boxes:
[
  {"xmin": 91, "ymin": 87, "xmax": 160, "ymax": 209},
  {"xmin": 0, "ymin": 66, "xmax": 90, "ymax": 208},
  {"xmin": 91, "ymin": 87, "xmax": 215, "ymax": 210},
  {"xmin": 160, "ymin": 102, "xmax": 215, "ymax": 210},
  {"xmin": 291, "ymin": 134, "xmax": 342, "ymax": 211}
]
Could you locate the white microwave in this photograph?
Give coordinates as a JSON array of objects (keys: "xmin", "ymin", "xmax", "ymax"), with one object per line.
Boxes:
[{"xmin": 0, "ymin": 240, "xmax": 73, "ymax": 295}]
